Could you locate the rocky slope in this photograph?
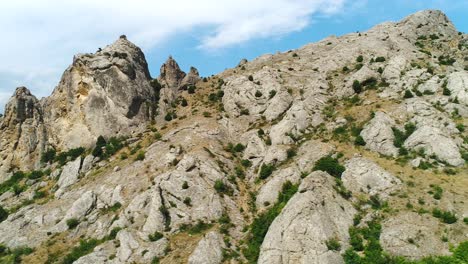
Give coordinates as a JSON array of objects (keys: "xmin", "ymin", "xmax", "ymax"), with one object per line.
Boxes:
[{"xmin": 0, "ymin": 9, "xmax": 467, "ymax": 264}]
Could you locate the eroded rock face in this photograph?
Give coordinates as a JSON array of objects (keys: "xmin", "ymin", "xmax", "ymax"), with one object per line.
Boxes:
[
  {"xmin": 381, "ymin": 212, "xmax": 450, "ymax": 259},
  {"xmin": 404, "ymin": 125, "xmax": 464, "ymax": 166},
  {"xmin": 0, "ymin": 87, "xmax": 46, "ymax": 177},
  {"xmin": 188, "ymin": 231, "xmax": 225, "ymax": 264},
  {"xmin": 43, "ymin": 36, "xmax": 156, "ymax": 150},
  {"xmin": 342, "ymin": 157, "xmax": 401, "ymax": 198},
  {"xmin": 447, "ymin": 72, "xmax": 468, "ymax": 105},
  {"xmin": 258, "ymin": 171, "xmax": 356, "ymax": 264},
  {"xmin": 360, "ymin": 112, "xmax": 399, "ymax": 157}
]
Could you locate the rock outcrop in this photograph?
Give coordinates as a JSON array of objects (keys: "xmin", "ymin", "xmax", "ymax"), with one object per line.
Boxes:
[
  {"xmin": 188, "ymin": 231, "xmax": 225, "ymax": 264},
  {"xmin": 258, "ymin": 171, "xmax": 356, "ymax": 264},
  {"xmin": 43, "ymin": 35, "xmax": 157, "ymax": 150},
  {"xmin": 0, "ymin": 87, "xmax": 46, "ymax": 178},
  {"xmin": 360, "ymin": 112, "xmax": 399, "ymax": 157}
]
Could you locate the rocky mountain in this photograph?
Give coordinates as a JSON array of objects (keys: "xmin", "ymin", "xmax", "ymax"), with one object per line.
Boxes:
[{"xmin": 0, "ymin": 9, "xmax": 467, "ymax": 264}]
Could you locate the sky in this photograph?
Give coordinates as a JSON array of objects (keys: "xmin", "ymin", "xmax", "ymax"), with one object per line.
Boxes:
[{"xmin": 0, "ymin": 0, "xmax": 467, "ymax": 113}]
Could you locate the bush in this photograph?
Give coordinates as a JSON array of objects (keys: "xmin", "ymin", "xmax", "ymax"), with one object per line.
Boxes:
[
  {"xmin": 28, "ymin": 170, "xmax": 44, "ymax": 180},
  {"xmin": 255, "ymin": 91, "xmax": 263, "ymax": 97},
  {"xmin": 286, "ymin": 148, "xmax": 297, "ymax": 159},
  {"xmin": 183, "ymin": 197, "xmax": 192, "ymax": 206},
  {"xmin": 233, "ymin": 143, "xmax": 245, "ymax": 153},
  {"xmin": 313, "ymin": 156, "xmax": 345, "ymax": 178},
  {"xmin": 62, "ymin": 239, "xmax": 100, "ymax": 264},
  {"xmin": 148, "ymin": 231, "xmax": 164, "ymax": 242},
  {"xmin": 180, "ymin": 220, "xmax": 212, "ymax": 235},
  {"xmin": 443, "ymin": 87, "xmax": 451, "ymax": 96},
  {"xmin": 375, "ymin": 57, "xmax": 386, "ymax": 62},
  {"xmin": 164, "ymin": 112, "xmax": 173, "ymax": 121},
  {"xmin": 0, "ymin": 206, "xmax": 8, "ymax": 223},
  {"xmin": 269, "ymin": 90, "xmax": 277, "ymax": 99},
  {"xmin": 92, "ymin": 136, "xmax": 106, "ymax": 157},
  {"xmin": 354, "ymin": 135, "xmax": 366, "ymax": 146},
  {"xmin": 187, "ymin": 85, "xmax": 196, "ymax": 94},
  {"xmin": 182, "ymin": 181, "xmax": 189, "ymax": 189},
  {"xmin": 214, "ymin": 180, "xmax": 232, "ymax": 195},
  {"xmin": 259, "ymin": 164, "xmax": 275, "ymax": 179},
  {"xmin": 66, "ymin": 218, "xmax": 80, "ymax": 229},
  {"xmin": 432, "ymin": 208, "xmax": 457, "ymax": 224},
  {"xmin": 41, "ymin": 148, "xmax": 56, "ymax": 163},
  {"xmin": 135, "ymin": 151, "xmax": 145, "ymax": 161},
  {"xmin": 403, "ymin": 90, "xmax": 414, "ymax": 98},
  {"xmin": 352, "ymin": 80, "xmax": 362, "ymax": 94},
  {"xmin": 241, "ymin": 159, "xmax": 252, "ymax": 167},
  {"xmin": 248, "ymin": 75, "xmax": 254, "ymax": 81},
  {"xmin": 356, "ymin": 55, "xmax": 364, "ymax": 63},
  {"xmin": 325, "ymin": 238, "xmax": 341, "ymax": 251}
]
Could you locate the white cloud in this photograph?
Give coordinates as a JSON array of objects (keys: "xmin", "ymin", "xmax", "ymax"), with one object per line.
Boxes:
[{"xmin": 0, "ymin": 0, "xmax": 346, "ymax": 112}]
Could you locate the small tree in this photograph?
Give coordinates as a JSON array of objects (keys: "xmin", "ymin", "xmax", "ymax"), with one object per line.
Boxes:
[
  {"xmin": 352, "ymin": 80, "xmax": 362, "ymax": 94},
  {"xmin": 92, "ymin": 136, "xmax": 106, "ymax": 157}
]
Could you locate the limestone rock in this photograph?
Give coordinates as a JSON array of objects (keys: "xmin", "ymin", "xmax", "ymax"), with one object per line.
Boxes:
[
  {"xmin": 43, "ymin": 36, "xmax": 156, "ymax": 149},
  {"xmin": 188, "ymin": 231, "xmax": 225, "ymax": 264},
  {"xmin": 0, "ymin": 87, "xmax": 47, "ymax": 177},
  {"xmin": 381, "ymin": 212, "xmax": 450, "ymax": 259},
  {"xmin": 56, "ymin": 157, "xmax": 82, "ymax": 195},
  {"xmin": 360, "ymin": 112, "xmax": 399, "ymax": 157},
  {"xmin": 342, "ymin": 157, "xmax": 401, "ymax": 198},
  {"xmin": 447, "ymin": 72, "xmax": 468, "ymax": 105},
  {"xmin": 159, "ymin": 56, "xmax": 186, "ymax": 90},
  {"xmin": 404, "ymin": 125, "xmax": 464, "ymax": 166},
  {"xmin": 180, "ymin": 67, "xmax": 201, "ymax": 90},
  {"xmin": 117, "ymin": 230, "xmax": 140, "ymax": 262},
  {"xmin": 258, "ymin": 171, "xmax": 356, "ymax": 264}
]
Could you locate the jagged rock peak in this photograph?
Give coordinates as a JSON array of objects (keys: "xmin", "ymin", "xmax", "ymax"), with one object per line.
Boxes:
[
  {"xmin": 1, "ymin": 86, "xmax": 42, "ymax": 127},
  {"xmin": 159, "ymin": 56, "xmax": 186, "ymax": 89},
  {"xmin": 397, "ymin": 9, "xmax": 458, "ymax": 39}
]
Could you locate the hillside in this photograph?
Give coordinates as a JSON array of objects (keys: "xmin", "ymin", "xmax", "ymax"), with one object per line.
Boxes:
[{"xmin": 0, "ymin": 9, "xmax": 467, "ymax": 264}]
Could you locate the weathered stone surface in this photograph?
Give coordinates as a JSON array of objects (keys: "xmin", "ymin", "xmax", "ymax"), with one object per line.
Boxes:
[
  {"xmin": 360, "ymin": 112, "xmax": 399, "ymax": 157},
  {"xmin": 56, "ymin": 157, "xmax": 82, "ymax": 195},
  {"xmin": 117, "ymin": 230, "xmax": 140, "ymax": 262},
  {"xmin": 404, "ymin": 125, "xmax": 464, "ymax": 166},
  {"xmin": 447, "ymin": 72, "xmax": 468, "ymax": 105},
  {"xmin": 188, "ymin": 231, "xmax": 225, "ymax": 264},
  {"xmin": 43, "ymin": 36, "xmax": 156, "ymax": 149},
  {"xmin": 0, "ymin": 87, "xmax": 46, "ymax": 177},
  {"xmin": 258, "ymin": 171, "xmax": 356, "ymax": 264},
  {"xmin": 342, "ymin": 157, "xmax": 401, "ymax": 197},
  {"xmin": 381, "ymin": 212, "xmax": 450, "ymax": 259}
]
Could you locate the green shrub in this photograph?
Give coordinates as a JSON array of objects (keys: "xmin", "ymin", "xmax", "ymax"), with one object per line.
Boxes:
[
  {"xmin": 135, "ymin": 151, "xmax": 145, "ymax": 161},
  {"xmin": 248, "ymin": 75, "xmax": 254, "ymax": 81},
  {"xmin": 66, "ymin": 218, "xmax": 80, "ymax": 229},
  {"xmin": 286, "ymin": 148, "xmax": 297, "ymax": 159},
  {"xmin": 187, "ymin": 85, "xmax": 196, "ymax": 94},
  {"xmin": 259, "ymin": 164, "xmax": 275, "ymax": 179},
  {"xmin": 182, "ymin": 181, "xmax": 189, "ymax": 189},
  {"xmin": 148, "ymin": 231, "xmax": 164, "ymax": 242},
  {"xmin": 375, "ymin": 57, "xmax": 386, "ymax": 62},
  {"xmin": 313, "ymin": 156, "xmax": 345, "ymax": 178},
  {"xmin": 456, "ymin": 123, "xmax": 465, "ymax": 132},
  {"xmin": 180, "ymin": 220, "xmax": 212, "ymax": 235},
  {"xmin": 92, "ymin": 136, "xmax": 106, "ymax": 157},
  {"xmin": 325, "ymin": 238, "xmax": 341, "ymax": 251},
  {"xmin": 269, "ymin": 90, "xmax": 277, "ymax": 99},
  {"xmin": 41, "ymin": 148, "xmax": 56, "ymax": 163},
  {"xmin": 0, "ymin": 206, "xmax": 8, "ymax": 223},
  {"xmin": 214, "ymin": 180, "xmax": 232, "ymax": 195},
  {"xmin": 432, "ymin": 208, "xmax": 457, "ymax": 224},
  {"xmin": 62, "ymin": 239, "xmax": 100, "ymax": 264},
  {"xmin": 28, "ymin": 170, "xmax": 44, "ymax": 180},
  {"xmin": 241, "ymin": 159, "xmax": 252, "ymax": 167},
  {"xmin": 443, "ymin": 87, "xmax": 451, "ymax": 96},
  {"xmin": 404, "ymin": 90, "xmax": 414, "ymax": 98},
  {"xmin": 354, "ymin": 135, "xmax": 366, "ymax": 146},
  {"xmin": 352, "ymin": 80, "xmax": 362, "ymax": 94},
  {"xmin": 356, "ymin": 55, "xmax": 363, "ymax": 63},
  {"xmin": 183, "ymin": 197, "xmax": 192, "ymax": 206},
  {"xmin": 392, "ymin": 123, "xmax": 416, "ymax": 149},
  {"xmin": 233, "ymin": 143, "xmax": 245, "ymax": 153},
  {"xmin": 255, "ymin": 91, "xmax": 263, "ymax": 97}
]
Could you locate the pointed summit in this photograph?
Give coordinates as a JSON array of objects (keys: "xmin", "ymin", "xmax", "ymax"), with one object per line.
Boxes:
[
  {"xmin": 397, "ymin": 9, "xmax": 458, "ymax": 40},
  {"xmin": 159, "ymin": 56, "xmax": 186, "ymax": 89},
  {"xmin": 1, "ymin": 87, "xmax": 42, "ymax": 128}
]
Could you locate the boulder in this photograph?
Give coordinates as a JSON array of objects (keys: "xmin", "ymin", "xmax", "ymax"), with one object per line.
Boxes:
[
  {"xmin": 56, "ymin": 157, "xmax": 82, "ymax": 194},
  {"xmin": 258, "ymin": 171, "xmax": 356, "ymax": 264},
  {"xmin": 404, "ymin": 126, "xmax": 464, "ymax": 166},
  {"xmin": 447, "ymin": 72, "xmax": 468, "ymax": 105},
  {"xmin": 360, "ymin": 112, "xmax": 399, "ymax": 157},
  {"xmin": 342, "ymin": 157, "xmax": 401, "ymax": 198},
  {"xmin": 188, "ymin": 231, "xmax": 225, "ymax": 264}
]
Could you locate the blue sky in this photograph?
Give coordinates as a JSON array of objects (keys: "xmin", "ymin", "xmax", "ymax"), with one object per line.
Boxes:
[{"xmin": 0, "ymin": 0, "xmax": 467, "ymax": 113}]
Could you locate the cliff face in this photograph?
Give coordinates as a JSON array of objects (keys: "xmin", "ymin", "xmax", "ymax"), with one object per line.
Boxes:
[
  {"xmin": 0, "ymin": 87, "xmax": 46, "ymax": 178},
  {"xmin": 42, "ymin": 36, "xmax": 157, "ymax": 150},
  {"xmin": 0, "ymin": 9, "xmax": 467, "ymax": 264}
]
